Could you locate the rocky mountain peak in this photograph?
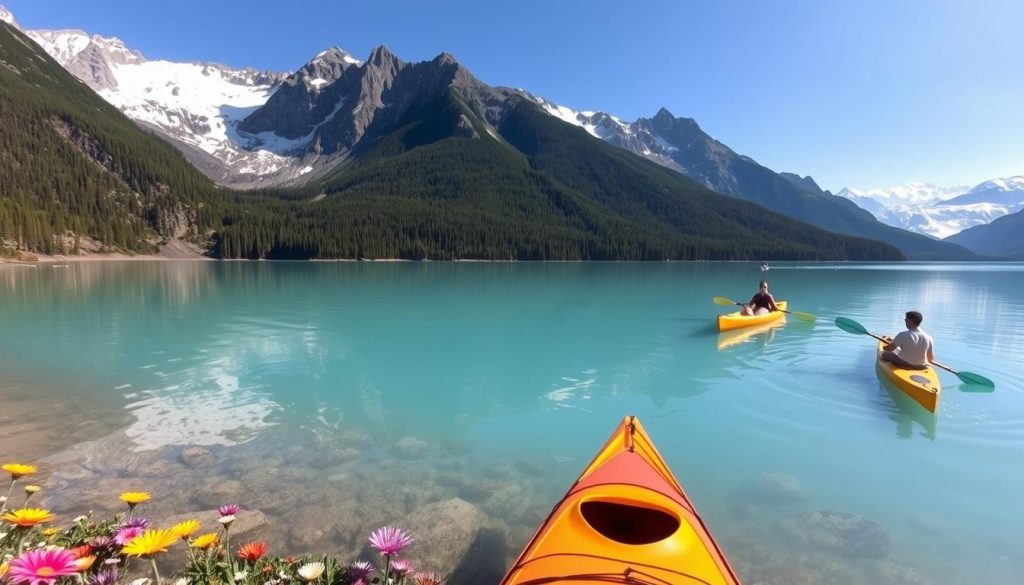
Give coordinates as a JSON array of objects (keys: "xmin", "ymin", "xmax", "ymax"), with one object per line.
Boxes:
[{"xmin": 368, "ymin": 45, "xmax": 401, "ymax": 68}]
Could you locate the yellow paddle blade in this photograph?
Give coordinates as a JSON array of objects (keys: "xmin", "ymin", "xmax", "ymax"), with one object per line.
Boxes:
[{"xmin": 713, "ymin": 296, "xmax": 739, "ymax": 306}]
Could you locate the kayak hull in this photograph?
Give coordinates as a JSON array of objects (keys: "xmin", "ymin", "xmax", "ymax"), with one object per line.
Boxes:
[
  {"xmin": 875, "ymin": 339, "xmax": 941, "ymax": 412},
  {"xmin": 500, "ymin": 416, "xmax": 741, "ymax": 585},
  {"xmin": 717, "ymin": 300, "xmax": 787, "ymax": 332}
]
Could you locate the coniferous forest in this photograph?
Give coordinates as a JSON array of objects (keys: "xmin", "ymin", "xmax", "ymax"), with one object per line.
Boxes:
[{"xmin": 0, "ymin": 23, "xmax": 904, "ymax": 262}]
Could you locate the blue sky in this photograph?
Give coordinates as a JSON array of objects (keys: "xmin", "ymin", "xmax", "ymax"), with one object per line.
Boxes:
[{"xmin": 6, "ymin": 0, "xmax": 1023, "ymax": 191}]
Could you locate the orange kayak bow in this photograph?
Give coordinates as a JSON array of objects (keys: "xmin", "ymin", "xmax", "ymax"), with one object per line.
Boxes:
[{"xmin": 501, "ymin": 415, "xmax": 741, "ymax": 584}]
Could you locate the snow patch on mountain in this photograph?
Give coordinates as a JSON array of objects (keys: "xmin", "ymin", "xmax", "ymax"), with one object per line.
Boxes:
[
  {"xmin": 837, "ymin": 178, "xmax": 1024, "ymax": 238},
  {"xmin": 1, "ymin": 5, "xmax": 18, "ymax": 27}
]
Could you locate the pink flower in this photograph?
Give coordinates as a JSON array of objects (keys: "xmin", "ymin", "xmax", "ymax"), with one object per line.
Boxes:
[
  {"xmin": 391, "ymin": 559, "xmax": 414, "ymax": 575},
  {"xmin": 368, "ymin": 526, "xmax": 413, "ymax": 556},
  {"xmin": 218, "ymin": 504, "xmax": 239, "ymax": 517},
  {"xmin": 7, "ymin": 548, "xmax": 79, "ymax": 584},
  {"xmin": 114, "ymin": 526, "xmax": 144, "ymax": 545},
  {"xmin": 349, "ymin": 560, "xmax": 374, "ymax": 580}
]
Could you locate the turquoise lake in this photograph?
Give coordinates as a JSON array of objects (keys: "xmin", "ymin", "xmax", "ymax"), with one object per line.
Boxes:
[{"xmin": 1, "ymin": 261, "xmax": 1021, "ymax": 584}]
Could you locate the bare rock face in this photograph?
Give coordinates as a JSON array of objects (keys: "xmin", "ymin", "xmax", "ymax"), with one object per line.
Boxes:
[{"xmin": 395, "ymin": 498, "xmax": 506, "ymax": 584}]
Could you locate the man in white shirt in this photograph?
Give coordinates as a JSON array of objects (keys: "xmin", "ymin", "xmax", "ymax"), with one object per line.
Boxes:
[{"xmin": 881, "ymin": 311, "xmax": 935, "ymax": 370}]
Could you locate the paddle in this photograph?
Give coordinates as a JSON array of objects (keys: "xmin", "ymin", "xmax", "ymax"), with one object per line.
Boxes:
[
  {"xmin": 834, "ymin": 317, "xmax": 995, "ymax": 388},
  {"xmin": 712, "ymin": 296, "xmax": 816, "ymax": 323}
]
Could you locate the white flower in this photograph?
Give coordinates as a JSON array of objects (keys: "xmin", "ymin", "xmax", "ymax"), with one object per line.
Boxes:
[
  {"xmin": 130, "ymin": 579, "xmax": 152, "ymax": 585},
  {"xmin": 234, "ymin": 570, "xmax": 248, "ymax": 581},
  {"xmin": 174, "ymin": 579, "xmax": 190, "ymax": 585},
  {"xmin": 297, "ymin": 561, "xmax": 325, "ymax": 581},
  {"xmin": 218, "ymin": 515, "xmax": 236, "ymax": 527},
  {"xmin": 0, "ymin": 495, "xmax": 6, "ymax": 503},
  {"xmin": 73, "ymin": 515, "xmax": 88, "ymax": 523}
]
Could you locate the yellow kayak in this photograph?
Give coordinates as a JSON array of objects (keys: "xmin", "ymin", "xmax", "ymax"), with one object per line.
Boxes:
[
  {"xmin": 500, "ymin": 416, "xmax": 741, "ymax": 585},
  {"xmin": 717, "ymin": 301, "xmax": 787, "ymax": 332},
  {"xmin": 875, "ymin": 339, "xmax": 941, "ymax": 412}
]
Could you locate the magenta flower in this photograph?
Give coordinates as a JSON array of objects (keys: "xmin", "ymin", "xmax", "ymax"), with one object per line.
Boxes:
[
  {"xmin": 89, "ymin": 536, "xmax": 115, "ymax": 550},
  {"xmin": 218, "ymin": 504, "xmax": 240, "ymax": 516},
  {"xmin": 368, "ymin": 526, "xmax": 413, "ymax": 556},
  {"xmin": 123, "ymin": 516, "xmax": 149, "ymax": 529},
  {"xmin": 349, "ymin": 560, "xmax": 374, "ymax": 580},
  {"xmin": 7, "ymin": 548, "xmax": 79, "ymax": 584},
  {"xmin": 114, "ymin": 525, "xmax": 144, "ymax": 545}
]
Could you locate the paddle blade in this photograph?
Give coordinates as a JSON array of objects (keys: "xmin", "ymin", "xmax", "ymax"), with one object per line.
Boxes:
[
  {"xmin": 957, "ymin": 371, "xmax": 995, "ymax": 389},
  {"xmin": 834, "ymin": 316, "xmax": 869, "ymax": 335},
  {"xmin": 791, "ymin": 311, "xmax": 817, "ymax": 323},
  {"xmin": 713, "ymin": 296, "xmax": 738, "ymax": 306}
]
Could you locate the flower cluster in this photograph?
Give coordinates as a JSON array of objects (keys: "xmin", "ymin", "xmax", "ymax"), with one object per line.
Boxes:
[{"xmin": 0, "ymin": 462, "xmax": 443, "ymax": 585}]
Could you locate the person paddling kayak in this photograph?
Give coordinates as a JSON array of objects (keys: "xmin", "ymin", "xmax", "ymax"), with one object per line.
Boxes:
[
  {"xmin": 880, "ymin": 310, "xmax": 935, "ymax": 370},
  {"xmin": 740, "ymin": 280, "xmax": 779, "ymax": 316}
]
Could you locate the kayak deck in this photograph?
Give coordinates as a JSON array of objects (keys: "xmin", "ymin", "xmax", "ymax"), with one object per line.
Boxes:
[
  {"xmin": 717, "ymin": 300, "xmax": 787, "ymax": 332},
  {"xmin": 875, "ymin": 339, "xmax": 941, "ymax": 412},
  {"xmin": 501, "ymin": 416, "xmax": 741, "ymax": 585}
]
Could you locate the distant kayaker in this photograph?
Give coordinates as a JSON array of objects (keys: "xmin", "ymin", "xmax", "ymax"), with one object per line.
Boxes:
[
  {"xmin": 880, "ymin": 311, "xmax": 934, "ymax": 370},
  {"xmin": 740, "ymin": 281, "xmax": 778, "ymax": 316},
  {"xmin": 760, "ymin": 262, "xmax": 770, "ymax": 272}
]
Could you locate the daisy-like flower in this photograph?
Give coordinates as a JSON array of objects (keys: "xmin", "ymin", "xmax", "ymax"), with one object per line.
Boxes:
[
  {"xmin": 217, "ymin": 504, "xmax": 239, "ymax": 517},
  {"xmin": 75, "ymin": 555, "xmax": 97, "ymax": 572},
  {"xmin": 87, "ymin": 569, "xmax": 119, "ymax": 585},
  {"xmin": 368, "ymin": 526, "xmax": 413, "ymax": 557},
  {"xmin": 236, "ymin": 541, "xmax": 267, "ymax": 562},
  {"xmin": 129, "ymin": 579, "xmax": 152, "ymax": 585},
  {"xmin": 170, "ymin": 519, "xmax": 200, "ymax": 540},
  {"xmin": 40, "ymin": 527, "xmax": 59, "ymax": 537},
  {"xmin": 413, "ymin": 572, "xmax": 442, "ymax": 585},
  {"xmin": 172, "ymin": 578, "xmax": 189, "ymax": 585},
  {"xmin": 189, "ymin": 532, "xmax": 219, "ymax": 549},
  {"xmin": 0, "ymin": 561, "xmax": 8, "ymax": 578},
  {"xmin": 2, "ymin": 508, "xmax": 55, "ymax": 528},
  {"xmin": 89, "ymin": 536, "xmax": 115, "ymax": 550},
  {"xmin": 391, "ymin": 559, "xmax": 414, "ymax": 575},
  {"xmin": 232, "ymin": 569, "xmax": 248, "ymax": 581},
  {"xmin": 23, "ymin": 485, "xmax": 42, "ymax": 496},
  {"xmin": 118, "ymin": 492, "xmax": 151, "ymax": 506},
  {"xmin": 69, "ymin": 545, "xmax": 93, "ymax": 559},
  {"xmin": 7, "ymin": 548, "xmax": 78, "ymax": 584},
  {"xmin": 123, "ymin": 516, "xmax": 149, "ymax": 529},
  {"xmin": 349, "ymin": 560, "xmax": 374, "ymax": 581},
  {"xmin": 122, "ymin": 529, "xmax": 178, "ymax": 557},
  {"xmin": 2, "ymin": 464, "xmax": 37, "ymax": 480},
  {"xmin": 114, "ymin": 526, "xmax": 145, "ymax": 545},
  {"xmin": 296, "ymin": 561, "xmax": 325, "ymax": 582}
]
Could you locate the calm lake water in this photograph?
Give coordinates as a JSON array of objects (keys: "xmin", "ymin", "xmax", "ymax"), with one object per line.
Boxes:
[{"xmin": 1, "ymin": 261, "xmax": 1021, "ymax": 584}]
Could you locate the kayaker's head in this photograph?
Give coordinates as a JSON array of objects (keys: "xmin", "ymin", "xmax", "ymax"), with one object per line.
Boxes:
[
  {"xmin": 905, "ymin": 310, "xmax": 923, "ymax": 329},
  {"xmin": 758, "ymin": 280, "xmax": 768, "ymax": 293}
]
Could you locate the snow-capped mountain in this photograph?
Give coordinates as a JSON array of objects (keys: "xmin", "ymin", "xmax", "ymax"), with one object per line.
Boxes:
[{"xmin": 836, "ymin": 178, "xmax": 1024, "ymax": 239}]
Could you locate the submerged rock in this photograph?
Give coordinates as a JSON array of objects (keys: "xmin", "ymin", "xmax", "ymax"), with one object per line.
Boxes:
[
  {"xmin": 393, "ymin": 436, "xmax": 430, "ymax": 459},
  {"xmin": 179, "ymin": 446, "xmax": 214, "ymax": 468},
  {"xmin": 781, "ymin": 509, "xmax": 893, "ymax": 559},
  {"xmin": 397, "ymin": 498, "xmax": 502, "ymax": 583}
]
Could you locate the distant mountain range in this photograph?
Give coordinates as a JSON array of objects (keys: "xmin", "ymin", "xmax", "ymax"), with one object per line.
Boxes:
[
  {"xmin": 0, "ymin": 5, "xmax": 976, "ymax": 260},
  {"xmin": 836, "ymin": 177, "xmax": 1024, "ymax": 240},
  {"xmin": 0, "ymin": 15, "xmax": 905, "ymax": 261},
  {"xmin": 947, "ymin": 205, "xmax": 1024, "ymax": 258}
]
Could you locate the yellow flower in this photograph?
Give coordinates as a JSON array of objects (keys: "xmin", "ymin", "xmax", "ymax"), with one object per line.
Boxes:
[
  {"xmin": 41, "ymin": 527, "xmax": 60, "ymax": 537},
  {"xmin": 189, "ymin": 532, "xmax": 219, "ymax": 549},
  {"xmin": 2, "ymin": 464, "xmax": 37, "ymax": 480},
  {"xmin": 1, "ymin": 508, "xmax": 55, "ymax": 527},
  {"xmin": 24, "ymin": 484, "xmax": 42, "ymax": 495},
  {"xmin": 119, "ymin": 491, "xmax": 151, "ymax": 506},
  {"xmin": 76, "ymin": 555, "xmax": 97, "ymax": 572},
  {"xmin": 123, "ymin": 529, "xmax": 178, "ymax": 557},
  {"xmin": 171, "ymin": 519, "xmax": 200, "ymax": 540},
  {"xmin": 0, "ymin": 561, "xmax": 8, "ymax": 578}
]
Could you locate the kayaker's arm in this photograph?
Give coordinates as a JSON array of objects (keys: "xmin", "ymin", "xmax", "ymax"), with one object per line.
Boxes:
[
  {"xmin": 767, "ymin": 294, "xmax": 779, "ymax": 312},
  {"xmin": 882, "ymin": 335, "xmax": 898, "ymax": 352}
]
